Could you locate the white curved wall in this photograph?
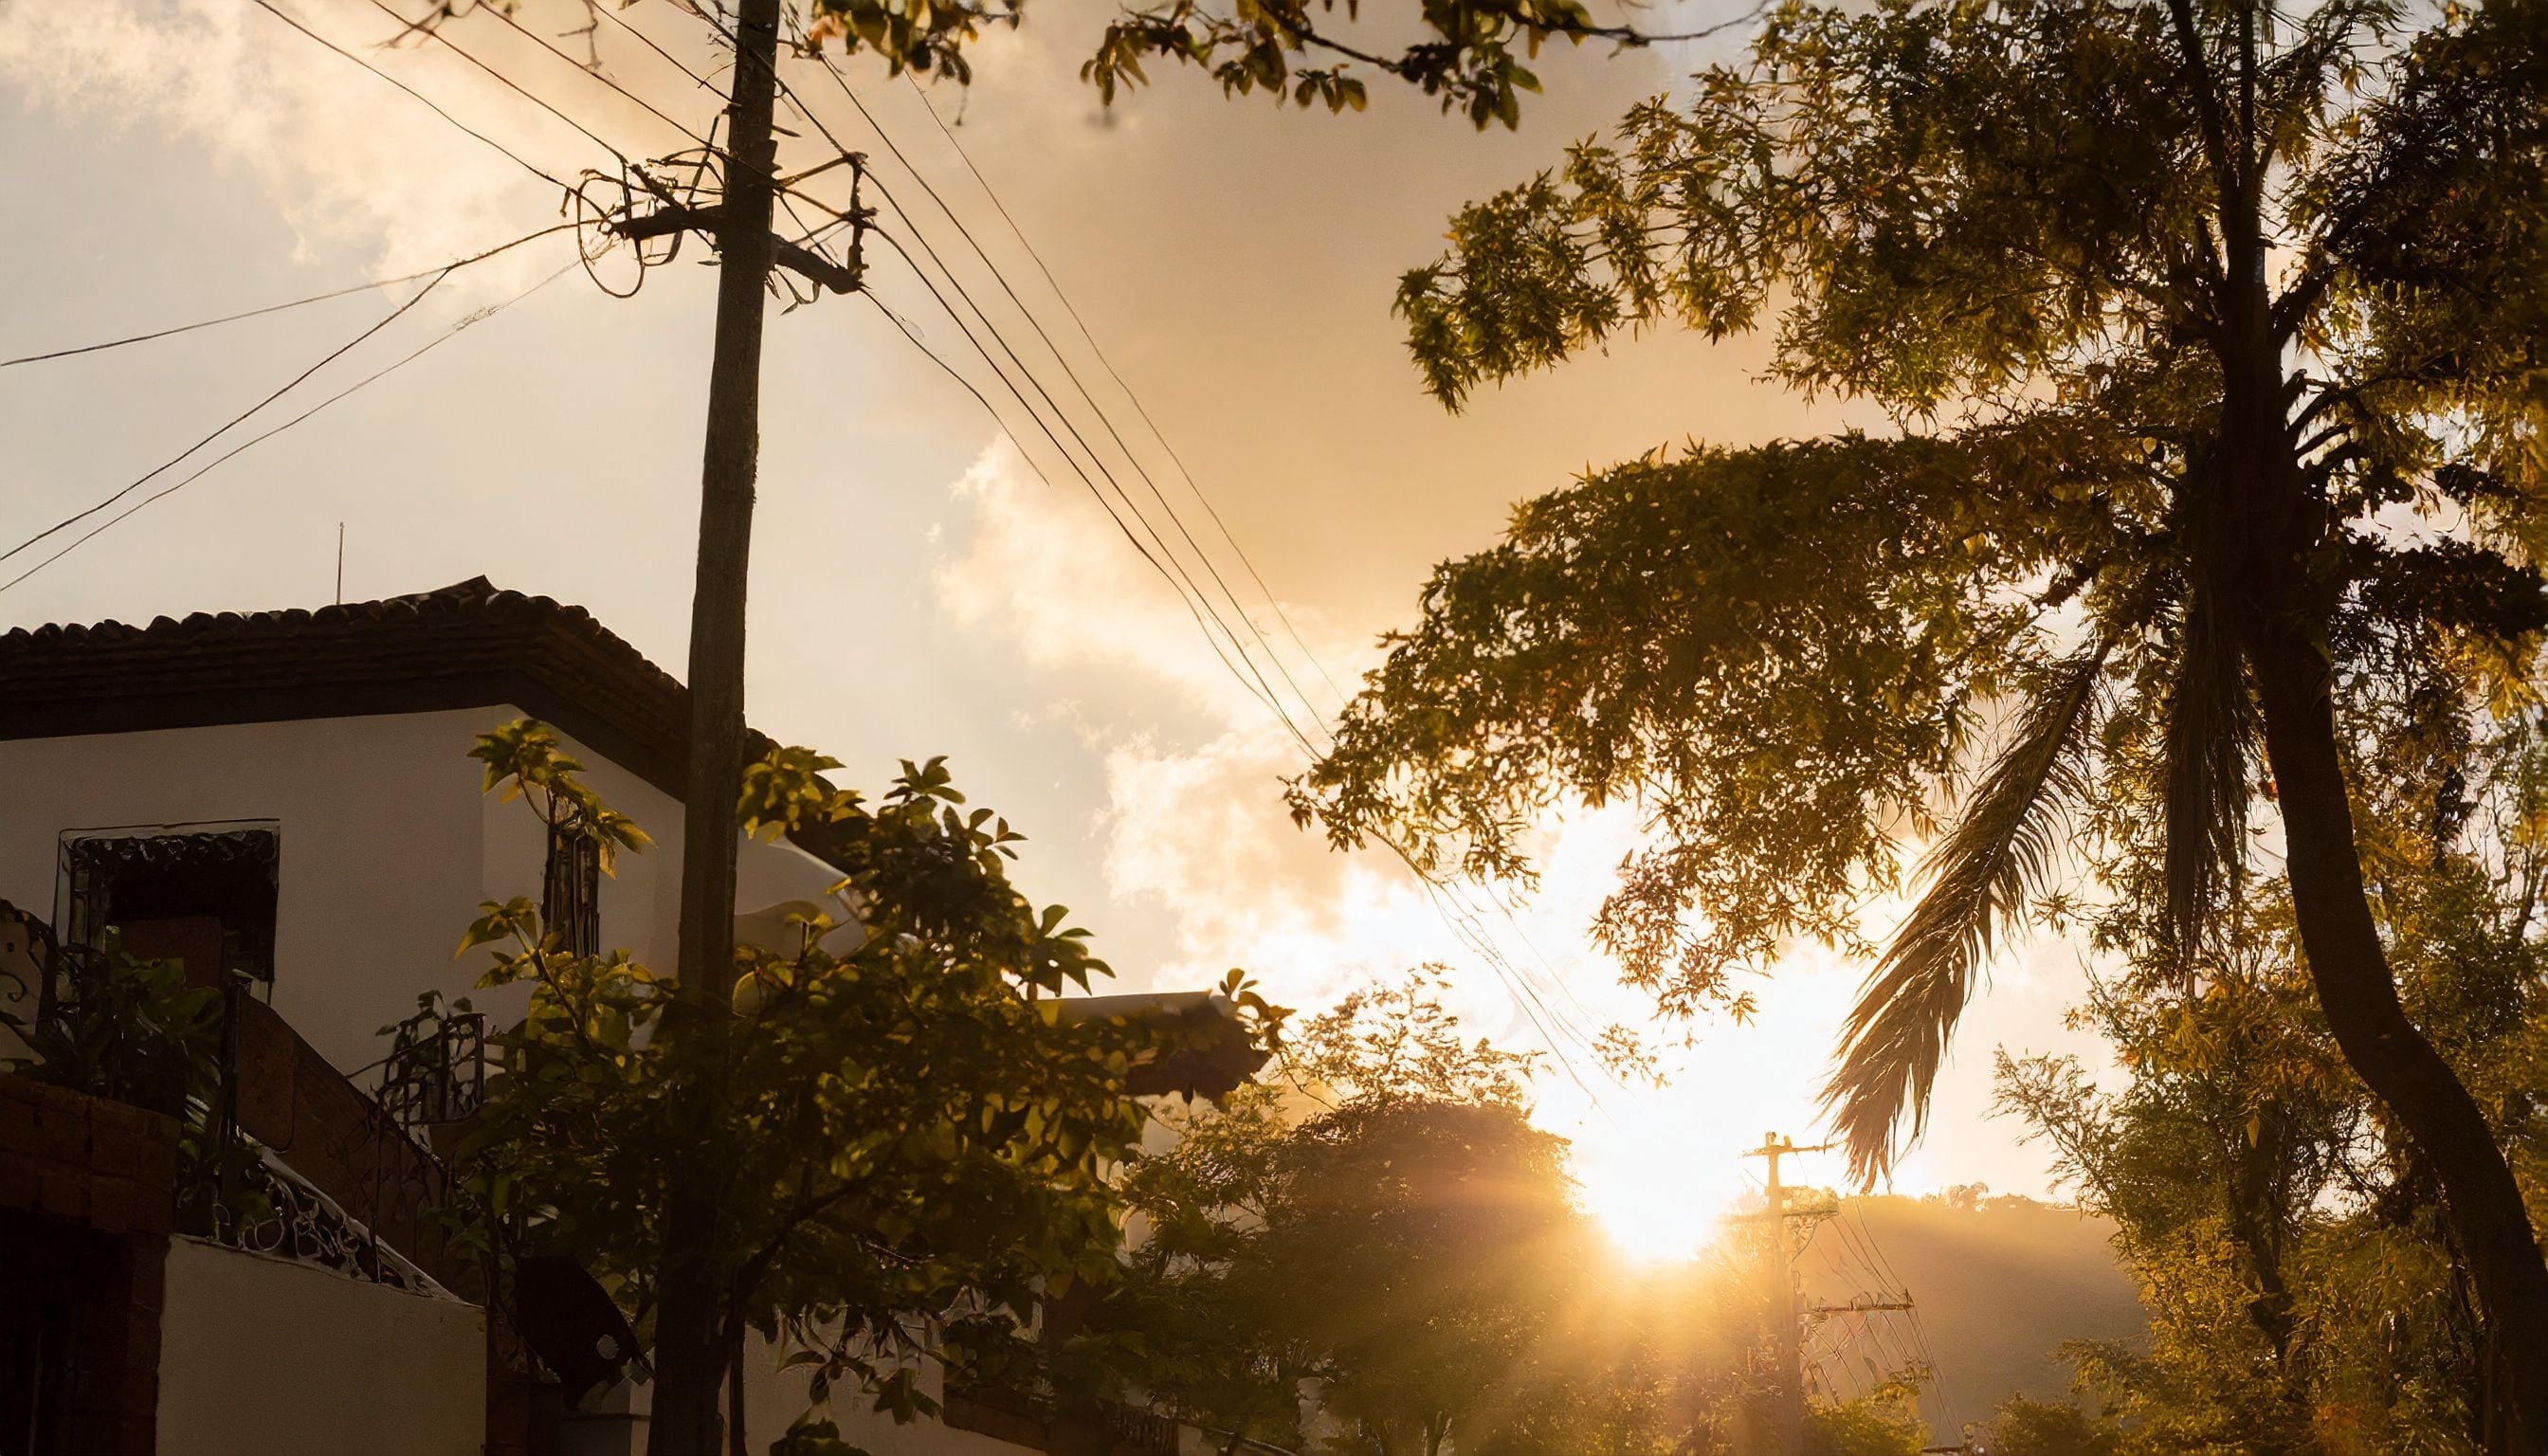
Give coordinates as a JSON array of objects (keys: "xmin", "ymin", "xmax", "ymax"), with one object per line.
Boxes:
[{"xmin": 155, "ymin": 1236, "xmax": 487, "ymax": 1456}]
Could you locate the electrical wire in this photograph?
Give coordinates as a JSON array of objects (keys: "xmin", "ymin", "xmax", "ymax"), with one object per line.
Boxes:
[
  {"xmin": 857, "ymin": 228, "xmax": 1309, "ymax": 742},
  {"xmin": 792, "ymin": 46, "xmax": 1338, "ymax": 741},
  {"xmin": 475, "ymin": 0, "xmax": 718, "ymax": 154},
  {"xmin": 766, "ymin": 69, "xmax": 1324, "ymax": 760},
  {"xmin": 901, "ymin": 69, "xmax": 1354, "ymax": 713},
  {"xmin": 369, "ymin": 0, "xmax": 637, "ymax": 172},
  {"xmin": 2, "ymin": 259, "xmax": 578, "ymax": 599},
  {"xmin": 0, "ymin": 219, "xmax": 590, "ymax": 370},
  {"xmin": 246, "ymin": 0, "xmax": 573, "ymax": 193},
  {"xmin": 0, "ymin": 273, "xmax": 453, "ymax": 568},
  {"xmin": 860, "ymin": 263, "xmax": 1604, "ymax": 1096}
]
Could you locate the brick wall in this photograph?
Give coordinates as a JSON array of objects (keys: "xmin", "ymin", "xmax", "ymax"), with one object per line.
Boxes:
[{"xmin": 226, "ymin": 992, "xmax": 467, "ymax": 1293}]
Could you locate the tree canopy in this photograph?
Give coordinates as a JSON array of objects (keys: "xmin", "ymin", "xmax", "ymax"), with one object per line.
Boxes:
[{"xmin": 448, "ymin": 722, "xmax": 1278, "ymax": 1441}]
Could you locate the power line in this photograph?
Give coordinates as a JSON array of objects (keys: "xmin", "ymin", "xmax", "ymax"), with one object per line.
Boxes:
[
  {"xmin": 0, "ymin": 272, "xmax": 453, "ymax": 569},
  {"xmin": 246, "ymin": 0, "xmax": 573, "ymax": 193},
  {"xmin": 474, "ymin": 0, "xmax": 717, "ymax": 154},
  {"xmin": 688, "ymin": 3, "xmax": 1343, "ymax": 771},
  {"xmin": 855, "ymin": 179, "xmax": 1320, "ymax": 756},
  {"xmin": 860, "ymin": 250, "xmax": 1604, "ymax": 1095},
  {"xmin": 2, "ymin": 260, "xmax": 577, "ymax": 599},
  {"xmin": 0, "ymin": 219, "xmax": 590, "ymax": 370},
  {"xmin": 857, "ymin": 226, "xmax": 1309, "ymax": 742},
  {"xmin": 784, "ymin": 56, "xmax": 1612, "ymax": 1077},
  {"xmin": 732, "ymin": 30, "xmax": 1314, "ymax": 748},
  {"xmin": 900, "ymin": 69, "xmax": 1353, "ymax": 714},
  {"xmin": 792, "ymin": 49, "xmax": 1338, "ymax": 740}
]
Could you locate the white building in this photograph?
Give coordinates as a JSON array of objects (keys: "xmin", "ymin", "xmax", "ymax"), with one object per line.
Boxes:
[{"xmin": 0, "ymin": 577, "xmax": 1262, "ymax": 1456}]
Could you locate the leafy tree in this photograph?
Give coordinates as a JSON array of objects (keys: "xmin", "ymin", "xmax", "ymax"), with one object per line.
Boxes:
[
  {"xmin": 1, "ymin": 929, "xmax": 277, "ymax": 1242},
  {"xmin": 1117, "ymin": 975, "xmax": 1924, "ymax": 1456},
  {"xmin": 1117, "ymin": 975, "xmax": 1596, "ymax": 1456},
  {"xmin": 1991, "ymin": 683, "xmax": 2548, "ymax": 1451},
  {"xmin": 1801, "ymin": 1393, "xmax": 1925, "ymax": 1456},
  {"xmin": 1978, "ymin": 1397, "xmax": 2123, "ymax": 1456},
  {"xmin": 451, "ymin": 721, "xmax": 1275, "ymax": 1447},
  {"xmin": 1285, "ymin": 0, "xmax": 2548, "ymax": 1440},
  {"xmin": 3, "ymin": 933, "xmax": 221, "ymax": 1121}
]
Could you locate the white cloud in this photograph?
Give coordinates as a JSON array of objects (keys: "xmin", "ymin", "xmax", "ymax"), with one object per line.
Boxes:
[{"xmin": 0, "ymin": 0, "xmax": 696, "ymax": 283}]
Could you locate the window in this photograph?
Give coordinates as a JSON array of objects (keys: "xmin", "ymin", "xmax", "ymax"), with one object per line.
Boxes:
[
  {"xmin": 541, "ymin": 822, "xmax": 601, "ymax": 956},
  {"xmin": 57, "ymin": 825, "xmax": 281, "ymax": 992}
]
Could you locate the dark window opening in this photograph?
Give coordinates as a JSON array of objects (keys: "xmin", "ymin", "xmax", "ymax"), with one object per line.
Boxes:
[
  {"xmin": 542, "ymin": 823, "xmax": 601, "ymax": 956},
  {"xmin": 59, "ymin": 827, "xmax": 281, "ymax": 992}
]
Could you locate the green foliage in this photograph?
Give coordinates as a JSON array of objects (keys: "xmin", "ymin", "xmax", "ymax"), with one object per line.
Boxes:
[
  {"xmin": 1115, "ymin": 980, "xmax": 1609, "ymax": 1456},
  {"xmin": 451, "ymin": 721, "xmax": 1277, "ymax": 1431},
  {"xmin": 2, "ymin": 937, "xmax": 273, "ymax": 1239},
  {"xmin": 789, "ymin": 0, "xmax": 1718, "ymax": 129},
  {"xmin": 1802, "ymin": 1393, "xmax": 1925, "ymax": 1456},
  {"xmin": 1282, "ymin": 965, "xmax": 1540, "ymax": 1106},
  {"xmin": 3, "ymin": 935, "xmax": 222, "ymax": 1119},
  {"xmin": 468, "ymin": 718, "xmax": 649, "ymax": 870},
  {"xmin": 1988, "ymin": 682, "xmax": 2548, "ymax": 1452},
  {"xmin": 1981, "ymin": 1397, "xmax": 2122, "ymax": 1456},
  {"xmin": 1297, "ymin": 0, "xmax": 2548, "ymax": 1193}
]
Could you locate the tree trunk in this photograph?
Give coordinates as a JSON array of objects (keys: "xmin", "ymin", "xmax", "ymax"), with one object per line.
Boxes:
[
  {"xmin": 648, "ymin": 0, "xmax": 783, "ymax": 1447},
  {"xmin": 2248, "ymin": 611, "xmax": 2548, "ymax": 1454}
]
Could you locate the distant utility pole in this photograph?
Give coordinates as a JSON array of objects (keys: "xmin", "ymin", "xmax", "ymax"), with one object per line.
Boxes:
[
  {"xmin": 1743, "ymin": 1132, "xmax": 1834, "ymax": 1456},
  {"xmin": 1740, "ymin": 1133, "xmax": 1937, "ymax": 1455}
]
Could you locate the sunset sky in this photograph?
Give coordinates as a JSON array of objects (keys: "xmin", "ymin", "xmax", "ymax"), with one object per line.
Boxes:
[{"xmin": 0, "ymin": 0, "xmax": 2114, "ymax": 1250}]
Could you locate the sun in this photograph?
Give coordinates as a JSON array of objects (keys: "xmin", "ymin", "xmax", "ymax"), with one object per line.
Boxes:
[{"xmin": 1569, "ymin": 1098, "xmax": 1759, "ymax": 1263}]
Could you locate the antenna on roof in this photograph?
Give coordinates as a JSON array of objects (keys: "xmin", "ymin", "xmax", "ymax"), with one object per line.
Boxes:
[{"xmin": 335, "ymin": 522, "xmax": 345, "ymax": 606}]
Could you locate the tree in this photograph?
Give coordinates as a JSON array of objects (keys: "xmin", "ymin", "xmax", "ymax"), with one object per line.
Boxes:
[
  {"xmin": 1284, "ymin": 0, "xmax": 2548, "ymax": 1444},
  {"xmin": 1991, "ymin": 676, "xmax": 2548, "ymax": 1451},
  {"xmin": 1979, "ymin": 1398, "xmax": 2122, "ymax": 1456},
  {"xmin": 452, "ymin": 721, "xmax": 1275, "ymax": 1448},
  {"xmin": 1117, "ymin": 974, "xmax": 1597, "ymax": 1456}
]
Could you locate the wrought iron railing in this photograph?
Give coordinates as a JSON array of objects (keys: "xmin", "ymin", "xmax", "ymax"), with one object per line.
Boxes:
[
  {"xmin": 378, "ymin": 1006, "xmax": 486, "ymax": 1128},
  {"xmin": 205, "ymin": 1149, "xmax": 455, "ymax": 1299}
]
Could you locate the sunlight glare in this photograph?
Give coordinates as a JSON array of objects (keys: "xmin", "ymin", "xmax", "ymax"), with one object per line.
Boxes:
[{"xmin": 1572, "ymin": 1099, "xmax": 1756, "ymax": 1263}]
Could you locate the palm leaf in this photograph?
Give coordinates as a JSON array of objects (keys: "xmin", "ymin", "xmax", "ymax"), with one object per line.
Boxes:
[
  {"xmin": 2163, "ymin": 579, "xmax": 2253, "ymax": 956},
  {"xmin": 1822, "ymin": 639, "xmax": 2110, "ymax": 1186}
]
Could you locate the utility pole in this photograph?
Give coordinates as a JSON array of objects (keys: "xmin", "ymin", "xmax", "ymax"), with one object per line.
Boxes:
[
  {"xmin": 650, "ymin": 0, "xmax": 780, "ymax": 1449},
  {"xmin": 1743, "ymin": 1132, "xmax": 1833, "ymax": 1456},
  {"xmin": 573, "ymin": 1, "xmax": 861, "ymax": 1447}
]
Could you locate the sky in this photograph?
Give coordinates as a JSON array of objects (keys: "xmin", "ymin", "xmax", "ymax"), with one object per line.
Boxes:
[{"xmin": 0, "ymin": 0, "xmax": 2117, "ymax": 1252}]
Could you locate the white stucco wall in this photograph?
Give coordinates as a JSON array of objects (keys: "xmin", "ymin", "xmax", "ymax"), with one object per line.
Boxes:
[
  {"xmin": 0, "ymin": 707, "xmax": 846, "ymax": 1073},
  {"xmin": 155, "ymin": 1236, "xmax": 488, "ymax": 1456}
]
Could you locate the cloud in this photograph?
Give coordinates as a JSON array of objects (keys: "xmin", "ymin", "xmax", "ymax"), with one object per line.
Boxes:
[
  {"xmin": 928, "ymin": 436, "xmax": 1664, "ymax": 1032},
  {"xmin": 0, "ymin": 0, "xmax": 688, "ymax": 283},
  {"xmin": 932, "ymin": 437, "xmax": 1358, "ymax": 733}
]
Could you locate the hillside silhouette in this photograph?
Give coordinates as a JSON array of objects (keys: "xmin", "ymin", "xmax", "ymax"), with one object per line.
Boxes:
[{"xmin": 1794, "ymin": 1192, "xmax": 2144, "ymax": 1430}]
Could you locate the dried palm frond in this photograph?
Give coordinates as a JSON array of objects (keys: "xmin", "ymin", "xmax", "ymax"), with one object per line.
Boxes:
[{"xmin": 1822, "ymin": 639, "xmax": 2111, "ymax": 1186}]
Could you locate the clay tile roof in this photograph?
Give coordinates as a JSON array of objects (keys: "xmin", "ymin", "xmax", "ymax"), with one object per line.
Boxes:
[{"xmin": 0, "ymin": 576, "xmax": 711, "ymax": 801}]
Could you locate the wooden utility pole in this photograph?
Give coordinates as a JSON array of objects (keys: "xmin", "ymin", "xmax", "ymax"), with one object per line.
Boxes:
[
  {"xmin": 1744, "ymin": 1132, "xmax": 1832, "ymax": 1456},
  {"xmin": 584, "ymin": 2, "xmax": 862, "ymax": 1447},
  {"xmin": 650, "ymin": 0, "xmax": 782, "ymax": 1449}
]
